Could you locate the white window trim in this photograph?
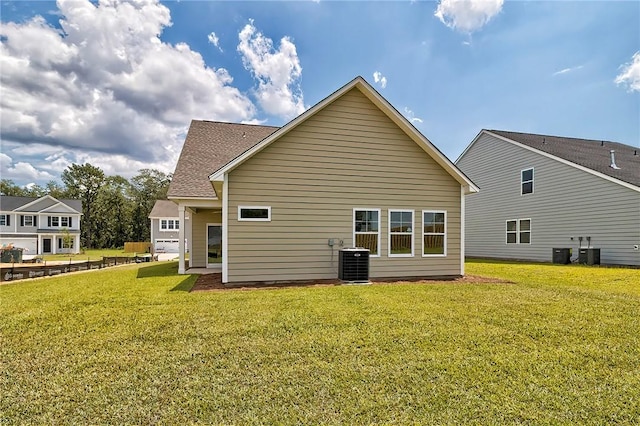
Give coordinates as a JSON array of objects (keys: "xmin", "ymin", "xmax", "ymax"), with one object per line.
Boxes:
[
  {"xmin": 519, "ymin": 218, "xmax": 532, "ymax": 245},
  {"xmin": 521, "ymin": 167, "xmax": 534, "ymax": 195},
  {"xmin": 422, "ymin": 210, "xmax": 447, "ymax": 257},
  {"xmin": 353, "ymin": 208, "xmax": 381, "ymax": 257},
  {"xmin": 23, "ymin": 215, "xmax": 34, "ymax": 227},
  {"xmin": 238, "ymin": 206, "xmax": 271, "ymax": 222},
  {"xmin": 506, "ymin": 219, "xmax": 518, "ymax": 244},
  {"xmin": 388, "ymin": 209, "xmax": 414, "ymax": 257},
  {"xmin": 159, "ymin": 218, "xmax": 179, "ymax": 230},
  {"xmin": 0, "ymin": 214, "xmax": 7, "ymax": 226},
  {"xmin": 506, "ymin": 218, "xmax": 532, "ymax": 245}
]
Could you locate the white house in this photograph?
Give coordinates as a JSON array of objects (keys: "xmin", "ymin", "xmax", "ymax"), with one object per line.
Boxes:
[
  {"xmin": 0, "ymin": 195, "xmax": 82, "ymax": 255},
  {"xmin": 456, "ymin": 130, "xmax": 640, "ymax": 266}
]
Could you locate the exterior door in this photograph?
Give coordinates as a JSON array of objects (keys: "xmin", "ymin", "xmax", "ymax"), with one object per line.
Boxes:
[
  {"xmin": 206, "ymin": 224, "xmax": 222, "ymax": 268},
  {"xmin": 43, "ymin": 238, "xmax": 52, "ymax": 254}
]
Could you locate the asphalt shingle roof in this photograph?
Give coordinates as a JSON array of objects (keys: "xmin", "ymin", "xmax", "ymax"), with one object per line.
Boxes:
[
  {"xmin": 489, "ymin": 130, "xmax": 640, "ymax": 188},
  {"xmin": 148, "ymin": 200, "xmax": 178, "ymax": 218},
  {"xmin": 167, "ymin": 120, "xmax": 279, "ymax": 199},
  {"xmin": 0, "ymin": 196, "xmax": 82, "ymax": 213}
]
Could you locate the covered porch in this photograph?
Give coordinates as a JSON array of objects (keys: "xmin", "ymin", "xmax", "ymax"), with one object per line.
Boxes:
[{"xmin": 172, "ymin": 198, "xmax": 224, "ymax": 276}]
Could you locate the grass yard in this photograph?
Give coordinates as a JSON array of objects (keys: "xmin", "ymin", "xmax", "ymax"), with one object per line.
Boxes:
[{"xmin": 1, "ymin": 261, "xmax": 638, "ymax": 424}]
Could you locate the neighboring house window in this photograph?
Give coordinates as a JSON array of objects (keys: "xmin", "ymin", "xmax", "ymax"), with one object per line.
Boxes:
[
  {"xmin": 47, "ymin": 216, "xmax": 72, "ymax": 227},
  {"xmin": 160, "ymin": 219, "xmax": 179, "ymax": 230},
  {"xmin": 506, "ymin": 219, "xmax": 531, "ymax": 244},
  {"xmin": 58, "ymin": 238, "xmax": 74, "ymax": 249},
  {"xmin": 389, "ymin": 210, "xmax": 413, "ymax": 257},
  {"xmin": 423, "ymin": 211, "xmax": 446, "ymax": 256},
  {"xmin": 521, "ymin": 168, "xmax": 534, "ymax": 195},
  {"xmin": 354, "ymin": 209, "xmax": 380, "ymax": 256},
  {"xmin": 238, "ymin": 206, "xmax": 271, "ymax": 221},
  {"xmin": 0, "ymin": 214, "xmax": 8, "ymax": 226},
  {"xmin": 21, "ymin": 215, "xmax": 35, "ymax": 227}
]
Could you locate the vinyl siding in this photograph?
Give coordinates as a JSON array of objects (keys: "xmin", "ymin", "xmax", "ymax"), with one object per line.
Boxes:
[
  {"xmin": 457, "ymin": 133, "xmax": 640, "ymax": 266},
  {"xmin": 190, "ymin": 209, "xmax": 221, "ymax": 268},
  {"xmin": 227, "ymin": 87, "xmax": 462, "ymax": 283},
  {"xmin": 150, "ymin": 216, "xmax": 191, "ymax": 252}
]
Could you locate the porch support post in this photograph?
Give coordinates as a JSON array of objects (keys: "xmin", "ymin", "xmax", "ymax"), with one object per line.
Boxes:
[
  {"xmin": 222, "ymin": 173, "xmax": 228, "ymax": 284},
  {"xmin": 178, "ymin": 204, "xmax": 186, "ymax": 274},
  {"xmin": 460, "ymin": 186, "xmax": 465, "ymax": 276}
]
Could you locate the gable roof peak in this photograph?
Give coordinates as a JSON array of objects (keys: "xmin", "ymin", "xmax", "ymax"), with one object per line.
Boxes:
[{"xmin": 482, "ymin": 129, "xmax": 639, "ymax": 189}]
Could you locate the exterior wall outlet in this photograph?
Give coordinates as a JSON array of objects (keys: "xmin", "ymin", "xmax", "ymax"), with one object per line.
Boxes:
[{"xmin": 634, "ymin": 245, "xmax": 639, "ymax": 251}]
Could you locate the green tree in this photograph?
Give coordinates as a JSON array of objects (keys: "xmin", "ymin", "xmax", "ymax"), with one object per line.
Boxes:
[
  {"xmin": 94, "ymin": 175, "xmax": 133, "ymax": 248},
  {"xmin": 128, "ymin": 169, "xmax": 172, "ymax": 242},
  {"xmin": 0, "ymin": 179, "xmax": 26, "ymax": 196},
  {"xmin": 61, "ymin": 163, "xmax": 105, "ymax": 249}
]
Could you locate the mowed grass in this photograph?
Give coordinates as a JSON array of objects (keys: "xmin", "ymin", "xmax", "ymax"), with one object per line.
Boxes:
[{"xmin": 1, "ymin": 261, "xmax": 638, "ymax": 424}]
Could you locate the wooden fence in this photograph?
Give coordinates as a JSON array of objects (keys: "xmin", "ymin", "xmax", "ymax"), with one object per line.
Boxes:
[
  {"xmin": 0, "ymin": 255, "xmax": 151, "ymax": 282},
  {"xmin": 124, "ymin": 242, "xmax": 152, "ymax": 253}
]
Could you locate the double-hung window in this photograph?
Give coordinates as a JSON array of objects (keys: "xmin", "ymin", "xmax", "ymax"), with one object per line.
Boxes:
[
  {"xmin": 506, "ymin": 219, "xmax": 531, "ymax": 244},
  {"xmin": 0, "ymin": 214, "xmax": 8, "ymax": 226},
  {"xmin": 423, "ymin": 211, "xmax": 446, "ymax": 256},
  {"xmin": 354, "ymin": 209, "xmax": 380, "ymax": 256},
  {"xmin": 521, "ymin": 168, "xmax": 534, "ymax": 195},
  {"xmin": 389, "ymin": 210, "xmax": 413, "ymax": 256},
  {"xmin": 22, "ymin": 215, "xmax": 34, "ymax": 227}
]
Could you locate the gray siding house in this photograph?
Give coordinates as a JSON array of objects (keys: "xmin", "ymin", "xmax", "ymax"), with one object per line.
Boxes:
[
  {"xmin": 168, "ymin": 76, "xmax": 479, "ymax": 284},
  {"xmin": 0, "ymin": 195, "xmax": 82, "ymax": 255},
  {"xmin": 148, "ymin": 200, "xmax": 191, "ymax": 254},
  {"xmin": 456, "ymin": 130, "xmax": 640, "ymax": 266}
]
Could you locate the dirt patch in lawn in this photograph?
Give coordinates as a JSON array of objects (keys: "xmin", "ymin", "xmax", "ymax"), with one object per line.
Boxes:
[{"xmin": 190, "ymin": 273, "xmax": 511, "ymax": 292}]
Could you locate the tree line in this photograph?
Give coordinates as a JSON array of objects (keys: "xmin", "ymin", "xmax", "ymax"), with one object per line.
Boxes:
[{"xmin": 1, "ymin": 164, "xmax": 171, "ymax": 250}]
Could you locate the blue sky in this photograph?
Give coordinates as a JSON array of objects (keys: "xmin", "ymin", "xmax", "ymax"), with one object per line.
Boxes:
[{"xmin": 1, "ymin": 0, "xmax": 638, "ymax": 187}]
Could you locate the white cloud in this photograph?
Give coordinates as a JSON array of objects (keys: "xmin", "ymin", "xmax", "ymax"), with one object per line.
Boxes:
[
  {"xmin": 0, "ymin": 0, "xmax": 258, "ymax": 184},
  {"xmin": 208, "ymin": 31, "xmax": 223, "ymax": 52},
  {"xmin": 403, "ymin": 107, "xmax": 424, "ymax": 124},
  {"xmin": 0, "ymin": 158, "xmax": 55, "ymax": 182},
  {"xmin": 615, "ymin": 51, "xmax": 640, "ymax": 92},
  {"xmin": 434, "ymin": 0, "xmax": 504, "ymax": 33},
  {"xmin": 553, "ymin": 65, "xmax": 583, "ymax": 76},
  {"xmin": 373, "ymin": 71, "xmax": 388, "ymax": 89},
  {"xmin": 237, "ymin": 19, "xmax": 305, "ymax": 119}
]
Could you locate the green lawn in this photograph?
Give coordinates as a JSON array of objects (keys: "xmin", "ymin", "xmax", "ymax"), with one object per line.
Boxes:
[{"xmin": 1, "ymin": 261, "xmax": 638, "ymax": 424}]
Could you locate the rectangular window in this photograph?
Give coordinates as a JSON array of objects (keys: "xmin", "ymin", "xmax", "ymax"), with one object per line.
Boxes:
[
  {"xmin": 521, "ymin": 168, "xmax": 534, "ymax": 195},
  {"xmin": 160, "ymin": 219, "xmax": 180, "ymax": 230},
  {"xmin": 238, "ymin": 206, "xmax": 271, "ymax": 221},
  {"xmin": 61, "ymin": 217, "xmax": 69, "ymax": 227},
  {"xmin": 423, "ymin": 211, "xmax": 446, "ymax": 256},
  {"xmin": 354, "ymin": 209, "xmax": 380, "ymax": 256},
  {"xmin": 506, "ymin": 220, "xmax": 517, "ymax": 244},
  {"xmin": 389, "ymin": 210, "xmax": 413, "ymax": 257},
  {"xmin": 51, "ymin": 216, "xmax": 59, "ymax": 227},
  {"xmin": 0, "ymin": 214, "xmax": 7, "ymax": 226},
  {"xmin": 23, "ymin": 215, "xmax": 34, "ymax": 227},
  {"xmin": 506, "ymin": 219, "xmax": 531, "ymax": 244}
]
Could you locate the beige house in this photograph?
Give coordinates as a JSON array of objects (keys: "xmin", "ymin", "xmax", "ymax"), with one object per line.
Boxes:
[{"xmin": 168, "ymin": 77, "xmax": 478, "ymax": 284}]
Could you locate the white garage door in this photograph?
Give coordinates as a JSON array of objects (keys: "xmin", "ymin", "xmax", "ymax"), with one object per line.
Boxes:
[
  {"xmin": 0, "ymin": 238, "xmax": 37, "ymax": 254},
  {"xmin": 154, "ymin": 239, "xmax": 179, "ymax": 253}
]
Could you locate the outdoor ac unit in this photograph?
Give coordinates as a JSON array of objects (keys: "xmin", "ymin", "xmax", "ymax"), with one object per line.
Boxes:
[{"xmin": 338, "ymin": 248, "xmax": 370, "ymax": 282}]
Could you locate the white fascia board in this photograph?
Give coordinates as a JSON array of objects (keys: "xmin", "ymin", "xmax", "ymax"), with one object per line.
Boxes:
[
  {"xmin": 484, "ymin": 130, "xmax": 640, "ymax": 193},
  {"xmin": 40, "ymin": 202, "xmax": 81, "ymax": 214},
  {"xmin": 454, "ymin": 129, "xmax": 485, "ymax": 165},
  {"xmin": 14, "ymin": 195, "xmax": 59, "ymax": 212},
  {"xmin": 208, "ymin": 76, "xmax": 479, "ymax": 195}
]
